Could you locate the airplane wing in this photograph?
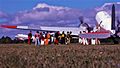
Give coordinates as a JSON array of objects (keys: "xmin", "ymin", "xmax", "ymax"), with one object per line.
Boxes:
[
  {"xmin": 0, "ymin": 25, "xmax": 57, "ymax": 32},
  {"xmin": 79, "ymin": 32, "xmax": 111, "ymax": 39},
  {"xmin": 0, "ymin": 25, "xmax": 80, "ymax": 35}
]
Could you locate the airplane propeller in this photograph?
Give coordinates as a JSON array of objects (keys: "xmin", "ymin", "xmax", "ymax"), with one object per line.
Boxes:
[
  {"xmin": 79, "ymin": 16, "xmax": 93, "ymax": 32},
  {"xmin": 96, "ymin": 21, "xmax": 102, "ymax": 29}
]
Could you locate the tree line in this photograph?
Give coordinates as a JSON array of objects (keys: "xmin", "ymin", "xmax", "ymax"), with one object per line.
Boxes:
[{"xmin": 0, "ymin": 36, "xmax": 26, "ymax": 44}]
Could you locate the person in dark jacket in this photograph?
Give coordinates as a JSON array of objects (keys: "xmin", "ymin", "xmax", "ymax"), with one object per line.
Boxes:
[
  {"xmin": 54, "ymin": 31, "xmax": 60, "ymax": 45},
  {"xmin": 28, "ymin": 31, "xmax": 32, "ymax": 45}
]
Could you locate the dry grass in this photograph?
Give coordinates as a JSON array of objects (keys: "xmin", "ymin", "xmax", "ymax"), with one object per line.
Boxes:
[{"xmin": 0, "ymin": 44, "xmax": 120, "ymax": 68}]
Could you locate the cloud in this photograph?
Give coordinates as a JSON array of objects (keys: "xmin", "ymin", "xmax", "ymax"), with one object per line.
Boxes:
[
  {"xmin": 94, "ymin": 2, "xmax": 120, "ymax": 25},
  {"xmin": 95, "ymin": 2, "xmax": 120, "ymax": 12},
  {"xmin": 0, "ymin": 11, "xmax": 8, "ymax": 18},
  {"xmin": 9, "ymin": 3, "xmax": 82, "ymax": 26},
  {"xmin": 0, "ymin": 11, "xmax": 11, "ymax": 24}
]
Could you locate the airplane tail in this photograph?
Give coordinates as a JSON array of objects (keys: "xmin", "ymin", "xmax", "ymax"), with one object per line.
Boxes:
[{"xmin": 111, "ymin": 4, "xmax": 116, "ymax": 30}]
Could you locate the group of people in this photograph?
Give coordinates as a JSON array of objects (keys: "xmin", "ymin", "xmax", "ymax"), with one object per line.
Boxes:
[
  {"xmin": 79, "ymin": 37, "xmax": 100, "ymax": 45},
  {"xmin": 27, "ymin": 31, "xmax": 72, "ymax": 46},
  {"xmin": 79, "ymin": 31, "xmax": 100, "ymax": 45},
  {"xmin": 28, "ymin": 30, "xmax": 101, "ymax": 46}
]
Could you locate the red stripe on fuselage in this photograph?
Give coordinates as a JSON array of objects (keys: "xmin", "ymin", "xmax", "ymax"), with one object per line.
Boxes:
[
  {"xmin": 86, "ymin": 32, "xmax": 110, "ymax": 34},
  {"xmin": 0, "ymin": 25, "xmax": 17, "ymax": 28}
]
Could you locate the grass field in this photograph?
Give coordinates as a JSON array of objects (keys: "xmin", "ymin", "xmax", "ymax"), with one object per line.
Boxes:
[{"xmin": 0, "ymin": 44, "xmax": 120, "ymax": 68}]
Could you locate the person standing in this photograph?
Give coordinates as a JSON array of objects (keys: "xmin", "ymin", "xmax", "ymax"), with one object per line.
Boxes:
[
  {"xmin": 45, "ymin": 32, "xmax": 50, "ymax": 45},
  {"xmin": 66, "ymin": 32, "xmax": 71, "ymax": 45},
  {"xmin": 79, "ymin": 31, "xmax": 83, "ymax": 44},
  {"xmin": 47, "ymin": 32, "xmax": 51, "ymax": 44},
  {"xmin": 51, "ymin": 34, "xmax": 54, "ymax": 43},
  {"xmin": 28, "ymin": 31, "xmax": 32, "ymax": 45},
  {"xmin": 61, "ymin": 31, "xmax": 66, "ymax": 44},
  {"xmin": 54, "ymin": 31, "xmax": 60, "ymax": 45},
  {"xmin": 41, "ymin": 32, "xmax": 45, "ymax": 45},
  {"xmin": 69, "ymin": 31, "xmax": 72, "ymax": 43},
  {"xmin": 39, "ymin": 32, "xmax": 42, "ymax": 45},
  {"xmin": 34, "ymin": 31, "xmax": 40, "ymax": 46},
  {"xmin": 83, "ymin": 31, "xmax": 88, "ymax": 45}
]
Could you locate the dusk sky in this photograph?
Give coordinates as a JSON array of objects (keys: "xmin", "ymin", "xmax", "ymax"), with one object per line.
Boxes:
[{"xmin": 0, "ymin": 0, "xmax": 119, "ymax": 13}]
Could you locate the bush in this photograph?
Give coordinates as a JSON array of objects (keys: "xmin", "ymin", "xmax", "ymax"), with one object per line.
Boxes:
[{"xmin": 0, "ymin": 36, "xmax": 13, "ymax": 44}]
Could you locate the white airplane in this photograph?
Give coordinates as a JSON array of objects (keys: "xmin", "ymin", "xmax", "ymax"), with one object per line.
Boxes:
[
  {"xmin": 15, "ymin": 34, "xmax": 35, "ymax": 41},
  {"xmin": 79, "ymin": 4, "xmax": 120, "ymax": 39},
  {"xmin": 0, "ymin": 4, "xmax": 120, "ymax": 40},
  {"xmin": 0, "ymin": 11, "xmax": 112, "ymax": 37}
]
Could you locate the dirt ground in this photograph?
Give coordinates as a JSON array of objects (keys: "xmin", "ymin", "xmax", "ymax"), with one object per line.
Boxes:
[{"xmin": 0, "ymin": 44, "xmax": 120, "ymax": 68}]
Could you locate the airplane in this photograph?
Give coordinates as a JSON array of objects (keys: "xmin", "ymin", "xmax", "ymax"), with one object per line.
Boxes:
[
  {"xmin": 0, "ymin": 4, "xmax": 120, "ymax": 42},
  {"xmin": 15, "ymin": 34, "xmax": 35, "ymax": 41},
  {"xmin": 79, "ymin": 4, "xmax": 120, "ymax": 39}
]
